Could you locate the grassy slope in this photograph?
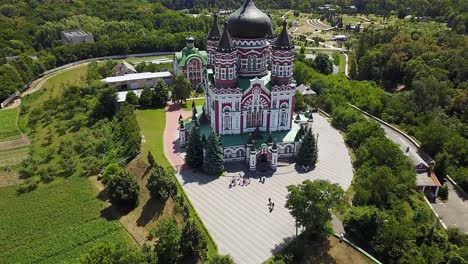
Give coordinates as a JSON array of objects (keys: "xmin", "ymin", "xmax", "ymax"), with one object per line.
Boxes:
[
  {"xmin": 0, "ymin": 177, "xmax": 130, "ymax": 263},
  {"xmin": 0, "ymin": 63, "xmax": 132, "ymax": 263},
  {"xmin": 183, "ymin": 98, "xmax": 205, "ymax": 111},
  {"xmin": 135, "ymin": 108, "xmax": 217, "ymax": 258},
  {"xmin": 135, "ymin": 109, "xmax": 171, "ymax": 169},
  {"xmin": 0, "ymin": 146, "xmax": 29, "ymax": 168},
  {"xmin": 0, "ymin": 108, "xmax": 21, "ymax": 141}
]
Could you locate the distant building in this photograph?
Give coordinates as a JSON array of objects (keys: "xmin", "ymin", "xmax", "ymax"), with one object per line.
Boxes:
[
  {"xmin": 296, "ymin": 84, "xmax": 317, "ymax": 96},
  {"xmin": 61, "ymin": 30, "xmax": 94, "ymax": 45},
  {"xmin": 112, "ymin": 61, "xmax": 137, "ymax": 76},
  {"xmin": 174, "ymin": 37, "xmax": 208, "ymax": 88},
  {"xmin": 332, "ymin": 35, "xmax": 348, "ymax": 41},
  {"xmin": 5, "ymin": 55, "xmax": 38, "ymax": 63},
  {"xmin": 102, "ymin": 72, "xmax": 172, "ymax": 91}
]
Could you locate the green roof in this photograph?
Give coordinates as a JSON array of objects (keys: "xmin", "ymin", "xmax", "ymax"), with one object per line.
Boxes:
[
  {"xmin": 175, "ymin": 47, "xmax": 207, "ymax": 66},
  {"xmin": 184, "ymin": 113, "xmax": 306, "ymax": 147},
  {"xmin": 208, "ymin": 71, "xmax": 273, "ymax": 92}
]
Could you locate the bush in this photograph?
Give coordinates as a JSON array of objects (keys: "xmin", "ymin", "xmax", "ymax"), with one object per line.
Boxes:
[
  {"xmin": 16, "ymin": 178, "xmax": 39, "ymax": 194},
  {"xmin": 105, "ymin": 168, "xmax": 140, "ymax": 208},
  {"xmin": 146, "ymin": 165, "xmax": 177, "ymax": 199},
  {"xmin": 153, "ymin": 219, "xmax": 181, "ymax": 263},
  {"xmin": 438, "ymin": 184, "xmax": 449, "ymax": 200}
]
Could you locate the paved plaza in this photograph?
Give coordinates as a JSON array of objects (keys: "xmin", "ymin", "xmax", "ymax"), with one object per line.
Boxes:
[{"xmin": 165, "ymin": 110, "xmax": 353, "ymax": 264}]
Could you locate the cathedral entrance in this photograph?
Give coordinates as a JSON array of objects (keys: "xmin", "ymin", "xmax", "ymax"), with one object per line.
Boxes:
[{"xmin": 260, "ymin": 153, "xmax": 267, "ymax": 162}]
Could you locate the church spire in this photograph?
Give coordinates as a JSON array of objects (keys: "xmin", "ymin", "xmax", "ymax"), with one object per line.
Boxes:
[
  {"xmin": 273, "ymin": 20, "xmax": 293, "ymax": 50},
  {"xmin": 207, "ymin": 14, "xmax": 222, "ymax": 40},
  {"xmin": 217, "ymin": 21, "xmax": 235, "ymax": 53}
]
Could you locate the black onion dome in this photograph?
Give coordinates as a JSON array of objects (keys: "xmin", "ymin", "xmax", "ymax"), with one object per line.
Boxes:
[
  {"xmin": 207, "ymin": 14, "xmax": 221, "ymax": 40},
  {"xmin": 217, "ymin": 21, "xmax": 236, "ymax": 53},
  {"xmin": 273, "ymin": 20, "xmax": 294, "ymax": 50},
  {"xmin": 226, "ymin": 0, "xmax": 272, "ymax": 39},
  {"xmin": 266, "ymin": 13, "xmax": 276, "ymax": 39}
]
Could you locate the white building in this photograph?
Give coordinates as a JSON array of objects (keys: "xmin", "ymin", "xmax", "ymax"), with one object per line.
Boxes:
[{"xmin": 103, "ymin": 72, "xmax": 172, "ymax": 91}]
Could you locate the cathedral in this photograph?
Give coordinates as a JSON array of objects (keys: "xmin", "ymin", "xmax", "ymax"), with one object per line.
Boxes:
[{"xmin": 181, "ymin": 0, "xmax": 309, "ymax": 171}]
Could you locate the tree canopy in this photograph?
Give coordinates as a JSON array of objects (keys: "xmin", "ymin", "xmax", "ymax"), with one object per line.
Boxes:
[{"xmin": 286, "ymin": 180, "xmax": 344, "ymax": 236}]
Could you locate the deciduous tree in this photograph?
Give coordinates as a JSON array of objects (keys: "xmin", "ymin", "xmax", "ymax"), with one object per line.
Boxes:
[
  {"xmin": 153, "ymin": 219, "xmax": 181, "ymax": 264},
  {"xmin": 286, "ymin": 180, "xmax": 344, "ymax": 236}
]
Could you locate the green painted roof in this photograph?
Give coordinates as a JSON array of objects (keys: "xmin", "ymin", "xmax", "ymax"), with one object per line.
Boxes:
[
  {"xmin": 208, "ymin": 72, "xmax": 273, "ymax": 92},
  {"xmin": 175, "ymin": 47, "xmax": 208, "ymax": 66},
  {"xmin": 184, "ymin": 113, "xmax": 306, "ymax": 147}
]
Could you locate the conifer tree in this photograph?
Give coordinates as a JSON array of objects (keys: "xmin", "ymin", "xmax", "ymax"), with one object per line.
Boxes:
[
  {"xmin": 297, "ymin": 129, "xmax": 318, "ymax": 167},
  {"xmin": 147, "ymin": 151, "xmax": 155, "ymax": 167},
  {"xmin": 203, "ymin": 132, "xmax": 224, "ymax": 176},
  {"xmin": 185, "ymin": 127, "xmax": 204, "ymax": 169}
]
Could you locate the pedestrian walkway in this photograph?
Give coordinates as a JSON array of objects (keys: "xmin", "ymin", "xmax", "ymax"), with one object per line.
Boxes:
[{"xmin": 164, "ymin": 111, "xmax": 353, "ymax": 263}]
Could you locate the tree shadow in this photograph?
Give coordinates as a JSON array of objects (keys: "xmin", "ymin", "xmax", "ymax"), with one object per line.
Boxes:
[
  {"xmin": 136, "ymin": 197, "xmax": 165, "ymax": 227},
  {"xmin": 178, "ymin": 168, "xmax": 218, "ymax": 185},
  {"xmin": 100, "ymin": 203, "xmax": 133, "ymax": 221},
  {"xmin": 167, "ymin": 103, "xmax": 184, "ymax": 112},
  {"xmin": 271, "ymin": 235, "xmax": 296, "ymax": 254},
  {"xmin": 294, "ymin": 163, "xmax": 316, "ymax": 174},
  {"xmin": 271, "ymin": 234, "xmax": 336, "ymax": 263}
]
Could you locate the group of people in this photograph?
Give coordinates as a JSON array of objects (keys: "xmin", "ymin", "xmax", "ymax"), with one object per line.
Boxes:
[
  {"xmin": 268, "ymin": 198, "xmax": 275, "ymax": 212},
  {"xmin": 229, "ymin": 173, "xmax": 251, "ymax": 188}
]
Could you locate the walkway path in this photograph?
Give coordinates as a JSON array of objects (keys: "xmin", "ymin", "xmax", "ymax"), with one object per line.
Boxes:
[
  {"xmin": 351, "ymin": 105, "xmax": 468, "ymax": 233},
  {"xmin": 164, "ymin": 111, "xmax": 353, "ymax": 263}
]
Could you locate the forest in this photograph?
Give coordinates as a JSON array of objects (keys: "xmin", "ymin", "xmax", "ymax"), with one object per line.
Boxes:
[{"xmin": 0, "ymin": 0, "xmax": 211, "ymax": 101}]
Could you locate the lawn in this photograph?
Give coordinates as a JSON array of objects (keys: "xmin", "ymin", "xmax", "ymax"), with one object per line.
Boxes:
[
  {"xmin": 0, "ymin": 108, "xmax": 21, "ymax": 141},
  {"xmin": 0, "ymin": 146, "xmax": 29, "ymax": 168},
  {"xmin": 0, "ymin": 176, "xmax": 131, "ymax": 263},
  {"xmin": 183, "ymin": 98, "xmax": 205, "ymax": 111},
  {"xmin": 135, "ymin": 109, "xmax": 171, "ymax": 169},
  {"xmin": 135, "ymin": 108, "xmax": 218, "ymax": 258},
  {"xmin": 339, "ymin": 53, "xmax": 346, "ymax": 74},
  {"xmin": 40, "ymin": 64, "xmax": 88, "ymax": 102}
]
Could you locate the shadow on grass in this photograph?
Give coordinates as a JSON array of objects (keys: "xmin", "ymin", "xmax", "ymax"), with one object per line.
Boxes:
[
  {"xmin": 269, "ymin": 233, "xmax": 336, "ymax": 264},
  {"xmin": 136, "ymin": 197, "xmax": 165, "ymax": 227}
]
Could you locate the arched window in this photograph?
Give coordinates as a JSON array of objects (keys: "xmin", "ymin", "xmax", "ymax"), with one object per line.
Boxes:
[
  {"xmin": 280, "ymin": 112, "xmax": 287, "ymax": 126},
  {"xmin": 237, "ymin": 149, "xmax": 245, "ymax": 157},
  {"xmin": 223, "ymin": 115, "xmax": 231, "ymax": 130}
]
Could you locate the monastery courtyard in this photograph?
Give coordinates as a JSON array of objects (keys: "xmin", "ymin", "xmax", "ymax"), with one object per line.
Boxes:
[{"xmin": 164, "ymin": 105, "xmax": 353, "ymax": 264}]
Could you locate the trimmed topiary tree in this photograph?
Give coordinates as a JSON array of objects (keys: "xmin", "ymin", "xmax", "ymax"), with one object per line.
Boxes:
[
  {"xmin": 185, "ymin": 127, "xmax": 204, "ymax": 169},
  {"xmin": 297, "ymin": 129, "xmax": 318, "ymax": 167},
  {"xmin": 203, "ymin": 132, "xmax": 224, "ymax": 176}
]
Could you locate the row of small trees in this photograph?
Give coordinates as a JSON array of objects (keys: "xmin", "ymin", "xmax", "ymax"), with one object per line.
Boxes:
[
  {"xmin": 98, "ymin": 152, "xmax": 229, "ymax": 263},
  {"xmin": 185, "ymin": 127, "xmax": 224, "ymax": 176}
]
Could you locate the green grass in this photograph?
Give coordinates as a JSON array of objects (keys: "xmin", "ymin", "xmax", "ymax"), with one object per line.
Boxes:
[
  {"xmin": 135, "ymin": 108, "xmax": 218, "ymax": 258},
  {"xmin": 41, "ymin": 64, "xmax": 88, "ymax": 101},
  {"xmin": 183, "ymin": 98, "xmax": 205, "ymax": 111},
  {"xmin": 339, "ymin": 54, "xmax": 346, "ymax": 74},
  {"xmin": 135, "ymin": 109, "xmax": 172, "ymax": 169},
  {"xmin": 0, "ymin": 108, "xmax": 21, "ymax": 141},
  {"xmin": 0, "ymin": 146, "xmax": 29, "ymax": 167},
  {"xmin": 0, "ymin": 176, "xmax": 131, "ymax": 263}
]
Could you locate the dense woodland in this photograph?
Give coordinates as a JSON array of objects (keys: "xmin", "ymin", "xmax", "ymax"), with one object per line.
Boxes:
[{"xmin": 0, "ymin": 0, "xmax": 212, "ymax": 101}]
